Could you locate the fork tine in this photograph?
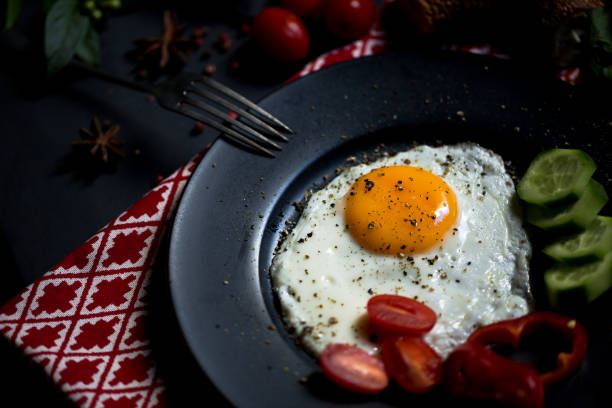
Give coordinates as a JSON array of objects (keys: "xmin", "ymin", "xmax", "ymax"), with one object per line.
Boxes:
[
  {"xmin": 188, "ymin": 84, "xmax": 288, "ymax": 142},
  {"xmin": 183, "ymin": 95, "xmax": 282, "ymax": 150},
  {"xmin": 199, "ymin": 76, "xmax": 293, "ymax": 134},
  {"xmin": 179, "ymin": 106, "xmax": 275, "ymax": 158}
]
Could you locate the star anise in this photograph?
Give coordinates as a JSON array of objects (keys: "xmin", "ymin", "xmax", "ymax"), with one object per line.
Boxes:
[
  {"xmin": 73, "ymin": 117, "xmax": 123, "ymax": 164},
  {"xmin": 132, "ymin": 10, "xmax": 198, "ymax": 69}
]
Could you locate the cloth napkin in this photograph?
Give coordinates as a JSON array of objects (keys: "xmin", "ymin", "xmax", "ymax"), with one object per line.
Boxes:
[{"xmin": 0, "ymin": 18, "xmax": 579, "ymax": 408}]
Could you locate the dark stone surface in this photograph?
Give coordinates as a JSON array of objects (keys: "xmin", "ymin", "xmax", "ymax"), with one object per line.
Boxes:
[{"xmin": 0, "ymin": 3, "xmax": 275, "ymax": 406}]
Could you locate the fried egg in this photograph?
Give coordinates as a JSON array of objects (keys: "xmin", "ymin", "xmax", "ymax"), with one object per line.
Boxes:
[{"xmin": 270, "ymin": 143, "xmax": 532, "ymax": 359}]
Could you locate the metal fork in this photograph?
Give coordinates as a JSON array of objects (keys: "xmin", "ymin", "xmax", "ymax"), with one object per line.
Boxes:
[{"xmin": 71, "ymin": 61, "xmax": 292, "ymax": 157}]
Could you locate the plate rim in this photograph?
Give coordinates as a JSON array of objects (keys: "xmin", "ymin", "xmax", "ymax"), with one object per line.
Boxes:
[{"xmin": 167, "ymin": 50, "xmax": 607, "ymax": 407}]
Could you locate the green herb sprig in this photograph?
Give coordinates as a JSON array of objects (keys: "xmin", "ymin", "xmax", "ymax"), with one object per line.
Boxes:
[
  {"xmin": 4, "ymin": 0, "xmax": 22, "ymax": 31},
  {"xmin": 590, "ymin": 4, "xmax": 612, "ymax": 80},
  {"xmin": 4, "ymin": 0, "xmax": 121, "ymax": 75}
]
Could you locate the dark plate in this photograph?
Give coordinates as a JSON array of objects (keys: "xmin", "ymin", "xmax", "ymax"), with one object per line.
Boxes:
[{"xmin": 168, "ymin": 51, "xmax": 611, "ymax": 407}]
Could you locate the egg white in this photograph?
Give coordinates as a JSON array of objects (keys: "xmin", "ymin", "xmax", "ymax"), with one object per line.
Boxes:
[{"xmin": 270, "ymin": 143, "xmax": 532, "ymax": 359}]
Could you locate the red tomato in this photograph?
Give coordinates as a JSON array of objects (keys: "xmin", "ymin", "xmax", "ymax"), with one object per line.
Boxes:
[
  {"xmin": 280, "ymin": 0, "xmax": 324, "ymax": 17},
  {"xmin": 380, "ymin": 335, "xmax": 442, "ymax": 393},
  {"xmin": 322, "ymin": 0, "xmax": 377, "ymax": 40},
  {"xmin": 367, "ymin": 294, "xmax": 437, "ymax": 334},
  {"xmin": 319, "ymin": 343, "xmax": 389, "ymax": 394},
  {"xmin": 251, "ymin": 7, "xmax": 310, "ymax": 64}
]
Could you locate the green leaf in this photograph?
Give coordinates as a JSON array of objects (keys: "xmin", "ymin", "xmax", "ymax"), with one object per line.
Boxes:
[
  {"xmin": 591, "ymin": 6, "xmax": 612, "ymax": 53},
  {"xmin": 44, "ymin": 0, "xmax": 89, "ymax": 76},
  {"xmin": 75, "ymin": 21, "xmax": 101, "ymax": 67},
  {"xmin": 590, "ymin": 5, "xmax": 612, "ymax": 81},
  {"xmin": 4, "ymin": 0, "xmax": 22, "ymax": 31},
  {"xmin": 43, "ymin": 0, "xmax": 59, "ymax": 14}
]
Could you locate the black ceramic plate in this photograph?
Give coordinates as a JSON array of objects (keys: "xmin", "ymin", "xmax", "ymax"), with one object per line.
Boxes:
[{"xmin": 168, "ymin": 52, "xmax": 611, "ymax": 407}]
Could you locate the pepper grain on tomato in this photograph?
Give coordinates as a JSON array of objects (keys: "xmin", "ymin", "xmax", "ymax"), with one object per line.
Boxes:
[
  {"xmin": 251, "ymin": 7, "xmax": 310, "ymax": 64},
  {"xmin": 367, "ymin": 294, "xmax": 437, "ymax": 334},
  {"xmin": 322, "ymin": 0, "xmax": 377, "ymax": 41},
  {"xmin": 467, "ymin": 311, "xmax": 588, "ymax": 385},
  {"xmin": 444, "ymin": 342, "xmax": 545, "ymax": 408},
  {"xmin": 380, "ymin": 335, "xmax": 442, "ymax": 394},
  {"xmin": 319, "ymin": 343, "xmax": 389, "ymax": 394}
]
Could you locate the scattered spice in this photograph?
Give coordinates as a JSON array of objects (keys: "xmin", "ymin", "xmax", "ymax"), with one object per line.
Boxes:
[
  {"xmin": 191, "ymin": 121, "xmax": 205, "ymax": 135},
  {"xmin": 132, "ymin": 10, "xmax": 199, "ymax": 69},
  {"xmin": 240, "ymin": 23, "xmax": 251, "ymax": 35},
  {"xmin": 136, "ymin": 69, "xmax": 148, "ymax": 79},
  {"xmin": 215, "ymin": 32, "xmax": 232, "ymax": 52},
  {"xmin": 191, "ymin": 26, "xmax": 209, "ymax": 39},
  {"xmin": 203, "ymin": 63, "xmax": 216, "ymax": 76},
  {"xmin": 73, "ymin": 117, "xmax": 123, "ymax": 164}
]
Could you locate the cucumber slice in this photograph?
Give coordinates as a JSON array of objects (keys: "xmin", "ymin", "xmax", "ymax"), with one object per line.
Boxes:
[
  {"xmin": 526, "ymin": 179, "xmax": 608, "ymax": 231},
  {"xmin": 544, "ymin": 253, "xmax": 612, "ymax": 309},
  {"xmin": 543, "ymin": 216, "xmax": 612, "ymax": 263},
  {"xmin": 517, "ymin": 149, "xmax": 596, "ymax": 205}
]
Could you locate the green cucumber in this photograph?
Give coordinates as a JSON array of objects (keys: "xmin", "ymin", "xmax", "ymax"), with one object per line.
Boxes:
[
  {"xmin": 543, "ymin": 216, "xmax": 612, "ymax": 263},
  {"xmin": 526, "ymin": 179, "xmax": 608, "ymax": 232},
  {"xmin": 517, "ymin": 149, "xmax": 596, "ymax": 205},
  {"xmin": 544, "ymin": 253, "xmax": 612, "ymax": 309}
]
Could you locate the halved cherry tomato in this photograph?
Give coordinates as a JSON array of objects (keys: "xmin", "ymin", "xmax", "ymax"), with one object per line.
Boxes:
[
  {"xmin": 444, "ymin": 342, "xmax": 545, "ymax": 408},
  {"xmin": 380, "ymin": 335, "xmax": 442, "ymax": 393},
  {"xmin": 367, "ymin": 294, "xmax": 437, "ymax": 334},
  {"xmin": 319, "ymin": 343, "xmax": 389, "ymax": 394},
  {"xmin": 251, "ymin": 7, "xmax": 310, "ymax": 64},
  {"xmin": 467, "ymin": 311, "xmax": 587, "ymax": 385},
  {"xmin": 322, "ymin": 0, "xmax": 377, "ymax": 40},
  {"xmin": 280, "ymin": 0, "xmax": 324, "ymax": 17}
]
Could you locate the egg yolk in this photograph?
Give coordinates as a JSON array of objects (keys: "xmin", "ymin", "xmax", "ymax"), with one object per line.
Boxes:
[{"xmin": 344, "ymin": 166, "xmax": 458, "ymax": 256}]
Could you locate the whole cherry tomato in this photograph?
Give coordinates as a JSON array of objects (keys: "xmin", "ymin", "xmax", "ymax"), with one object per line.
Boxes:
[
  {"xmin": 322, "ymin": 0, "xmax": 377, "ymax": 40},
  {"xmin": 280, "ymin": 0, "xmax": 324, "ymax": 17},
  {"xmin": 251, "ymin": 7, "xmax": 310, "ymax": 64},
  {"xmin": 320, "ymin": 343, "xmax": 389, "ymax": 394},
  {"xmin": 367, "ymin": 294, "xmax": 437, "ymax": 334}
]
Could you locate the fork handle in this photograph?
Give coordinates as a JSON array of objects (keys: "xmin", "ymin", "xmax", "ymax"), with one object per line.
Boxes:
[{"xmin": 70, "ymin": 60, "xmax": 154, "ymax": 94}]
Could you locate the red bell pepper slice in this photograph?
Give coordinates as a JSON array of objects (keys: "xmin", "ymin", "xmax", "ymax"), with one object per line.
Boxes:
[
  {"xmin": 444, "ymin": 342, "xmax": 545, "ymax": 408},
  {"xmin": 467, "ymin": 311, "xmax": 587, "ymax": 385}
]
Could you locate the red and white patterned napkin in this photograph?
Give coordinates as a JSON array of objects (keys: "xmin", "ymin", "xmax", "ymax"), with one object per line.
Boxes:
[{"xmin": 0, "ymin": 18, "xmax": 579, "ymax": 408}]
